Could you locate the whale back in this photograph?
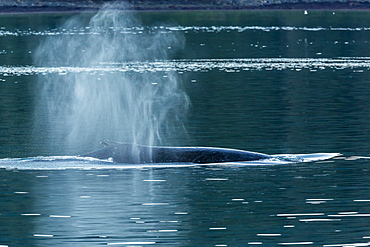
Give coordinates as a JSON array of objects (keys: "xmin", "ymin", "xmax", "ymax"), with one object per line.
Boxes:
[
  {"xmin": 81, "ymin": 141, "xmax": 272, "ymax": 164},
  {"xmin": 151, "ymin": 146, "xmax": 271, "ymax": 163}
]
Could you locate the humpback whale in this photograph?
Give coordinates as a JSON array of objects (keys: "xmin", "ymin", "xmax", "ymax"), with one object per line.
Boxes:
[{"xmin": 81, "ymin": 141, "xmax": 272, "ymax": 164}]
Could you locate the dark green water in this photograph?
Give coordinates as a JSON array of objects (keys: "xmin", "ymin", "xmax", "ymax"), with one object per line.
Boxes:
[{"xmin": 1, "ymin": 10, "xmax": 370, "ymax": 246}]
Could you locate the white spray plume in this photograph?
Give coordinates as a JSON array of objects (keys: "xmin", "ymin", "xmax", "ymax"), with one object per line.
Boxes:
[{"xmin": 34, "ymin": 3, "xmax": 189, "ymax": 155}]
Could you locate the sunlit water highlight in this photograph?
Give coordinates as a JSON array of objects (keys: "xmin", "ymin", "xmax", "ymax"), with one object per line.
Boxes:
[
  {"xmin": 0, "ymin": 57, "xmax": 369, "ymax": 77},
  {"xmin": 1, "ymin": 25, "xmax": 370, "ymax": 37}
]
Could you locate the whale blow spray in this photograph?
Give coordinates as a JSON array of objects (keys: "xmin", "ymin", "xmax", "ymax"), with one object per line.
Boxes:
[{"xmin": 34, "ymin": 4, "xmax": 189, "ymax": 156}]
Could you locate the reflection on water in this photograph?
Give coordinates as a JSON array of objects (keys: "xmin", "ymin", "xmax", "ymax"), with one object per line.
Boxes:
[
  {"xmin": 1, "ymin": 24, "xmax": 369, "ymax": 37},
  {"xmin": 0, "ymin": 10, "xmax": 370, "ymax": 246},
  {"xmin": 0, "ymin": 57, "xmax": 370, "ymax": 75},
  {"xmin": 1, "ymin": 158, "xmax": 370, "ymax": 246}
]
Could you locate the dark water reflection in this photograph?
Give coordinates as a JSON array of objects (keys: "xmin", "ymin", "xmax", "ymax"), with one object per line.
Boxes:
[
  {"xmin": 1, "ymin": 10, "xmax": 370, "ymax": 246},
  {"xmin": 1, "ymin": 159, "xmax": 370, "ymax": 246},
  {"xmin": 188, "ymin": 68, "xmax": 370, "ymax": 156}
]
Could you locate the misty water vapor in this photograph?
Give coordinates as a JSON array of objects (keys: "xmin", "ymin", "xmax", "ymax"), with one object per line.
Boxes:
[{"xmin": 33, "ymin": 4, "xmax": 189, "ymax": 155}]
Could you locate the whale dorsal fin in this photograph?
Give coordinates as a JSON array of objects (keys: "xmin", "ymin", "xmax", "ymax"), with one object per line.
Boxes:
[{"xmin": 101, "ymin": 140, "xmax": 122, "ymax": 147}]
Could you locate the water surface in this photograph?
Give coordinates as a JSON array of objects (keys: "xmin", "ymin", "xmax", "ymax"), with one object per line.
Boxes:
[{"xmin": 1, "ymin": 10, "xmax": 370, "ymax": 246}]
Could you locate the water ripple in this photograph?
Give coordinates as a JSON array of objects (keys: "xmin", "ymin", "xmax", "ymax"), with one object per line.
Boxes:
[
  {"xmin": 1, "ymin": 57, "xmax": 370, "ymax": 76},
  {"xmin": 1, "ymin": 25, "xmax": 369, "ymax": 36}
]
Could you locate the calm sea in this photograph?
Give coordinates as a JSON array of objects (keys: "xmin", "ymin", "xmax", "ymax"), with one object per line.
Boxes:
[{"xmin": 0, "ymin": 9, "xmax": 370, "ymax": 246}]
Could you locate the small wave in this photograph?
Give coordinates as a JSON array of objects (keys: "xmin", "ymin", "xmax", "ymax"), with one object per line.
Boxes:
[
  {"xmin": 1, "ymin": 156, "xmax": 109, "ymax": 162},
  {"xmin": 272, "ymin": 153, "xmax": 341, "ymax": 163},
  {"xmin": 0, "ymin": 25, "xmax": 369, "ymax": 37},
  {"xmin": 0, "ymin": 58, "xmax": 369, "ymax": 77},
  {"xmin": 168, "ymin": 25, "xmax": 370, "ymax": 33},
  {"xmin": 0, "ymin": 156, "xmax": 113, "ymax": 170}
]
